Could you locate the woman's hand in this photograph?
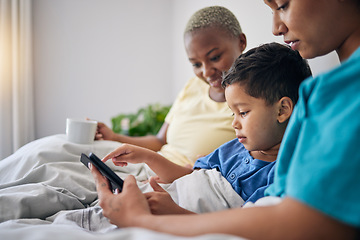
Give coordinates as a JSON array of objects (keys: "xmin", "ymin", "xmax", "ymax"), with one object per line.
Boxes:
[
  {"xmin": 90, "ymin": 163, "xmax": 151, "ymax": 227},
  {"xmin": 144, "ymin": 177, "xmax": 195, "ymax": 215},
  {"xmin": 102, "ymin": 144, "xmax": 157, "ymax": 167},
  {"xmin": 95, "ymin": 122, "xmax": 117, "ymax": 141}
]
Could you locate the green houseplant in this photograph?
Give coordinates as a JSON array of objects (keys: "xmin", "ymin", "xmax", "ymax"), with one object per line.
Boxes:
[{"xmin": 111, "ymin": 103, "xmax": 171, "ymax": 136}]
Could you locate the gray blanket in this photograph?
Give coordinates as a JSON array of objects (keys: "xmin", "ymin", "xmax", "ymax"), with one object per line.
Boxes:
[{"xmin": 0, "ymin": 134, "xmax": 246, "ymax": 239}]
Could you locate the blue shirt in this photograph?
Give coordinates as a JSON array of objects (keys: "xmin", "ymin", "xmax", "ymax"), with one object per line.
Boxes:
[
  {"xmin": 194, "ymin": 138, "xmax": 275, "ymax": 204},
  {"xmin": 266, "ymin": 47, "xmax": 360, "ymax": 227}
]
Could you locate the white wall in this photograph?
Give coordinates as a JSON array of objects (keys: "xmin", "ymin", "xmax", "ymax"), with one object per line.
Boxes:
[
  {"xmin": 32, "ymin": 0, "xmax": 173, "ymax": 138},
  {"xmin": 32, "ymin": 0, "xmax": 340, "ymax": 139}
]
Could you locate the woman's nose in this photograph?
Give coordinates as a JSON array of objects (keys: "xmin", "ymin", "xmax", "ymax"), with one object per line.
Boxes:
[
  {"xmin": 272, "ymin": 13, "xmax": 287, "ymax": 36},
  {"xmin": 202, "ymin": 64, "xmax": 215, "ymax": 78}
]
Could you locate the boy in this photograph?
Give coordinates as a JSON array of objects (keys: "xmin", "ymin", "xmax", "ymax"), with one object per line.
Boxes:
[{"xmin": 96, "ymin": 42, "xmax": 312, "ymax": 214}]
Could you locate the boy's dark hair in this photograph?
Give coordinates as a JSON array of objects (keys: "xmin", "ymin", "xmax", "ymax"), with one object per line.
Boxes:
[{"xmin": 222, "ymin": 42, "xmax": 312, "ymax": 105}]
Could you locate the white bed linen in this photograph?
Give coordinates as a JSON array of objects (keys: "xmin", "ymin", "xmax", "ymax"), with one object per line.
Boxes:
[{"xmin": 0, "ymin": 134, "xmax": 247, "ymax": 240}]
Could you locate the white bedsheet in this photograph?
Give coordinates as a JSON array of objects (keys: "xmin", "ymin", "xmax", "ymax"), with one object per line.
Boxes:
[{"xmin": 0, "ymin": 134, "xmax": 246, "ymax": 240}]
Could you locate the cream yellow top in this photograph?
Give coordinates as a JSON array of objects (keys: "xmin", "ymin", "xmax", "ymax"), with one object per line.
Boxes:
[{"xmin": 159, "ymin": 77, "xmax": 235, "ymax": 166}]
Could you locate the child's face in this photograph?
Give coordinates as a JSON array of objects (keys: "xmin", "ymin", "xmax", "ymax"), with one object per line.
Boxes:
[
  {"xmin": 225, "ymin": 83, "xmax": 286, "ymax": 154},
  {"xmin": 264, "ymin": 0, "xmax": 345, "ymax": 60},
  {"xmin": 184, "ymin": 28, "xmax": 246, "ymax": 93}
]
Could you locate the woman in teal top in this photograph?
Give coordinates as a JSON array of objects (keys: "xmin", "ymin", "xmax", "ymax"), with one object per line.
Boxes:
[
  {"xmin": 91, "ymin": 0, "xmax": 360, "ymax": 239},
  {"xmin": 265, "ymin": 46, "xmax": 360, "ymax": 226}
]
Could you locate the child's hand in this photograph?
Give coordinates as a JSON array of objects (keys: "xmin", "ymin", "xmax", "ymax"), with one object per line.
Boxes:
[
  {"xmin": 142, "ymin": 175, "xmax": 166, "ymax": 184},
  {"xmin": 102, "ymin": 144, "xmax": 156, "ymax": 167},
  {"xmin": 144, "ymin": 177, "xmax": 194, "ymax": 215}
]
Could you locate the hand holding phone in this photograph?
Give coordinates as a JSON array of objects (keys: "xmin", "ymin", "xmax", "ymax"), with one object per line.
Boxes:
[{"xmin": 80, "ymin": 152, "xmax": 124, "ymax": 192}]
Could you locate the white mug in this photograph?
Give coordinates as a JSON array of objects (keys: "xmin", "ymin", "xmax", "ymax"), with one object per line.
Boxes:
[{"xmin": 66, "ymin": 118, "xmax": 97, "ymax": 144}]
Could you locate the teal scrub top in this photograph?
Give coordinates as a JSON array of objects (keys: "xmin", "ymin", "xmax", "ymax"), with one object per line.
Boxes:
[{"xmin": 266, "ymin": 47, "xmax": 360, "ymax": 227}]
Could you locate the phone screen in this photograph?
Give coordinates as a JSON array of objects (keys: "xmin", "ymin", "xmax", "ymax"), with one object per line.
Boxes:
[{"xmin": 80, "ymin": 153, "xmax": 124, "ymax": 192}]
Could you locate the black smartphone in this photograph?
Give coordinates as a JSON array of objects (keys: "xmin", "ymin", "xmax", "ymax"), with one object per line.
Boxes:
[{"xmin": 80, "ymin": 152, "xmax": 124, "ymax": 192}]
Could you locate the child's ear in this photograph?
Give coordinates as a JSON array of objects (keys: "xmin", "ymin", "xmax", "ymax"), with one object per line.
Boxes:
[{"xmin": 277, "ymin": 97, "xmax": 294, "ymax": 124}]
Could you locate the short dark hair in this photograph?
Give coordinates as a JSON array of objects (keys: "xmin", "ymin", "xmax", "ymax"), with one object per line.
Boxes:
[{"xmin": 222, "ymin": 42, "xmax": 312, "ymax": 105}]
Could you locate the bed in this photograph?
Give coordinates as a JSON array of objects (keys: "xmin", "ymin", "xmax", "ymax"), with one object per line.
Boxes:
[{"xmin": 0, "ymin": 134, "xmax": 247, "ymax": 240}]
